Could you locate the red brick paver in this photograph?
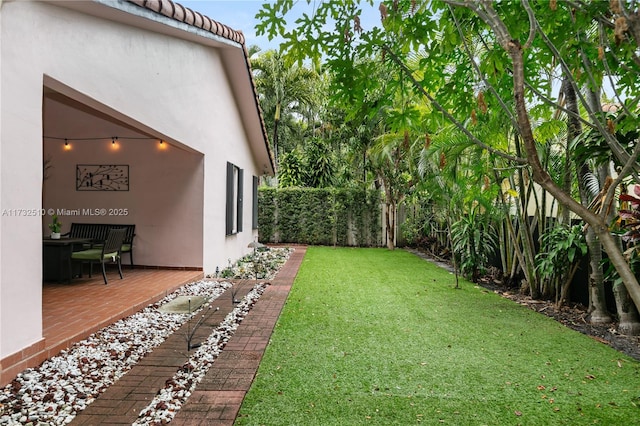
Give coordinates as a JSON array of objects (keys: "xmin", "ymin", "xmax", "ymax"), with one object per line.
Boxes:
[
  {"xmin": 70, "ymin": 246, "xmax": 306, "ymax": 425},
  {"xmin": 171, "ymin": 246, "xmax": 306, "ymax": 425}
]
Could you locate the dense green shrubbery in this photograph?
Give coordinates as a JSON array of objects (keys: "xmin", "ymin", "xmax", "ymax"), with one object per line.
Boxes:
[{"xmin": 258, "ymin": 187, "xmax": 381, "ymax": 246}]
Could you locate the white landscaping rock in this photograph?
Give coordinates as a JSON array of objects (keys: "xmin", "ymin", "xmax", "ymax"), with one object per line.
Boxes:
[{"xmin": 0, "ymin": 248, "xmax": 293, "ymax": 425}]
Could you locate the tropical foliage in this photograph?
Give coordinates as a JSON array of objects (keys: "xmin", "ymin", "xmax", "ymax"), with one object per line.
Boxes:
[
  {"xmin": 451, "ymin": 205, "xmax": 498, "ymax": 282},
  {"xmin": 252, "ymin": 0, "xmax": 640, "ymax": 333},
  {"xmin": 535, "ymin": 224, "xmax": 588, "ymax": 307}
]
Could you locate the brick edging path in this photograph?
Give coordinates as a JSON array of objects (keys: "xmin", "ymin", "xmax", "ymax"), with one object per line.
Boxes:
[{"xmin": 71, "ymin": 246, "xmax": 306, "ymax": 426}]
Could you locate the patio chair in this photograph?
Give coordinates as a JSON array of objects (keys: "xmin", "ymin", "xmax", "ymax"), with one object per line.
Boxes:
[{"xmin": 71, "ymin": 227, "xmax": 127, "ymax": 284}]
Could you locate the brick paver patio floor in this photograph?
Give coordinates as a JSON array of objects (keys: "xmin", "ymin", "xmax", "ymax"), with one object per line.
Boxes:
[{"xmin": 70, "ymin": 246, "xmax": 306, "ymax": 426}]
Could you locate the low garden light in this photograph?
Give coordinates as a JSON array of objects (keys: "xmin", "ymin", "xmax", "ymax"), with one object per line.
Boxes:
[{"xmin": 248, "ymin": 239, "xmax": 265, "ymax": 282}]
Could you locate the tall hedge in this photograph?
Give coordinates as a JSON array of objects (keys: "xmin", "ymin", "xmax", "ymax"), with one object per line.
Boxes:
[{"xmin": 258, "ymin": 187, "xmax": 382, "ymax": 246}]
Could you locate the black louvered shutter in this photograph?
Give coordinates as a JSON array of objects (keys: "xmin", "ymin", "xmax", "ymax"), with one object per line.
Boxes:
[
  {"xmin": 237, "ymin": 168, "xmax": 244, "ymax": 232},
  {"xmin": 225, "ymin": 162, "xmax": 233, "ymax": 235},
  {"xmin": 252, "ymin": 176, "xmax": 259, "ymax": 229}
]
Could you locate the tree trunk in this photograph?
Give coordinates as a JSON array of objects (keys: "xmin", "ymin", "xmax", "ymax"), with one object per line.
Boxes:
[
  {"xmin": 514, "ymin": 138, "xmax": 540, "ymax": 298},
  {"xmin": 494, "ymin": 172, "xmax": 519, "ymax": 285},
  {"xmin": 559, "ymin": 77, "xmax": 576, "ymax": 227},
  {"xmin": 612, "ymin": 282, "xmax": 640, "ymax": 335},
  {"xmin": 581, "ymin": 165, "xmax": 613, "ymax": 324},
  {"xmin": 565, "ymin": 80, "xmax": 613, "ymax": 324},
  {"xmin": 505, "ymin": 37, "xmax": 640, "ymax": 319},
  {"xmin": 585, "ymin": 228, "xmax": 613, "ymax": 323},
  {"xmin": 385, "ymin": 201, "xmax": 396, "ymax": 250},
  {"xmin": 447, "ymin": 211, "xmax": 460, "ymax": 289}
]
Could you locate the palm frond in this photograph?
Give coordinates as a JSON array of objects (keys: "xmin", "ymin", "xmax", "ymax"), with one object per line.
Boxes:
[{"xmin": 581, "ymin": 172, "xmax": 601, "ymax": 200}]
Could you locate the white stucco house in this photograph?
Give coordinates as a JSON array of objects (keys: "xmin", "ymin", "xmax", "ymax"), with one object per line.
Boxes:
[{"xmin": 0, "ymin": 0, "xmax": 273, "ymax": 383}]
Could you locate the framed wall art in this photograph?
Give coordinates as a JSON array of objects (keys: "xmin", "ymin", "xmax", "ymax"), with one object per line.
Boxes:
[{"xmin": 76, "ymin": 164, "xmax": 129, "ymax": 191}]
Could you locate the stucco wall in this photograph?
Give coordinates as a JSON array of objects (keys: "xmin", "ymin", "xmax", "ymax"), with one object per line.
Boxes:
[
  {"xmin": 1, "ymin": 1, "xmax": 261, "ymax": 360},
  {"xmin": 0, "ymin": 0, "xmax": 4, "ymax": 368}
]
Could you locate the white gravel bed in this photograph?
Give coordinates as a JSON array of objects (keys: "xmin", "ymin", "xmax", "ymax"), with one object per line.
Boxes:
[
  {"xmin": 0, "ymin": 247, "xmax": 293, "ymax": 426},
  {"xmin": 0, "ymin": 280, "xmax": 231, "ymax": 426},
  {"xmin": 217, "ymin": 247, "xmax": 293, "ymax": 279},
  {"xmin": 134, "ymin": 281, "xmax": 269, "ymax": 425}
]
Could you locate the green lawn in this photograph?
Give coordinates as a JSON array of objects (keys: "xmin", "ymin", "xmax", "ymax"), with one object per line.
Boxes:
[{"xmin": 236, "ymin": 247, "xmax": 640, "ymax": 425}]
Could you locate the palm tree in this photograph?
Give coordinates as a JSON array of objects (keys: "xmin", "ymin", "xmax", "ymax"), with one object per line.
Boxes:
[
  {"xmin": 560, "ymin": 79, "xmax": 613, "ymax": 324},
  {"xmin": 251, "ymin": 50, "xmax": 320, "ymax": 167},
  {"xmin": 369, "ymin": 101, "xmax": 426, "ymax": 250}
]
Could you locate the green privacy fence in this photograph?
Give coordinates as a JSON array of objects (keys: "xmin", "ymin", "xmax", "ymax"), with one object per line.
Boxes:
[{"xmin": 258, "ymin": 187, "xmax": 382, "ymax": 246}]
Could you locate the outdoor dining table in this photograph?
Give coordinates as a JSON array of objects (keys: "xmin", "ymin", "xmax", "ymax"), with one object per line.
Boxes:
[{"xmin": 42, "ymin": 237, "xmax": 92, "ymax": 283}]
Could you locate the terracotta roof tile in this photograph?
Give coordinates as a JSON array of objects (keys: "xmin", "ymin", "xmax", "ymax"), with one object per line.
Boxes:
[
  {"xmin": 127, "ymin": 0, "xmax": 245, "ymax": 44},
  {"xmin": 201, "ymin": 15, "xmax": 212, "ymax": 32},
  {"xmin": 143, "ymin": 0, "xmax": 162, "ymax": 14},
  {"xmin": 172, "ymin": 2, "xmax": 185, "ymax": 21},
  {"xmin": 194, "ymin": 11, "xmax": 204, "ymax": 28},
  {"xmin": 183, "ymin": 8, "xmax": 194, "ymax": 24}
]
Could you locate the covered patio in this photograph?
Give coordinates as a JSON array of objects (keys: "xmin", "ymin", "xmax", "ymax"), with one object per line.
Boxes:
[
  {"xmin": 1, "ymin": 0, "xmax": 273, "ymax": 387},
  {"xmin": 1, "ymin": 269, "xmax": 204, "ymax": 384},
  {"xmin": 43, "ymin": 268, "xmax": 202, "ymax": 353}
]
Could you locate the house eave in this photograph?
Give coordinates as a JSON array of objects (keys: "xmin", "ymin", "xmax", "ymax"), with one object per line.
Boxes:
[{"xmin": 49, "ymin": 0, "xmax": 275, "ymax": 176}]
